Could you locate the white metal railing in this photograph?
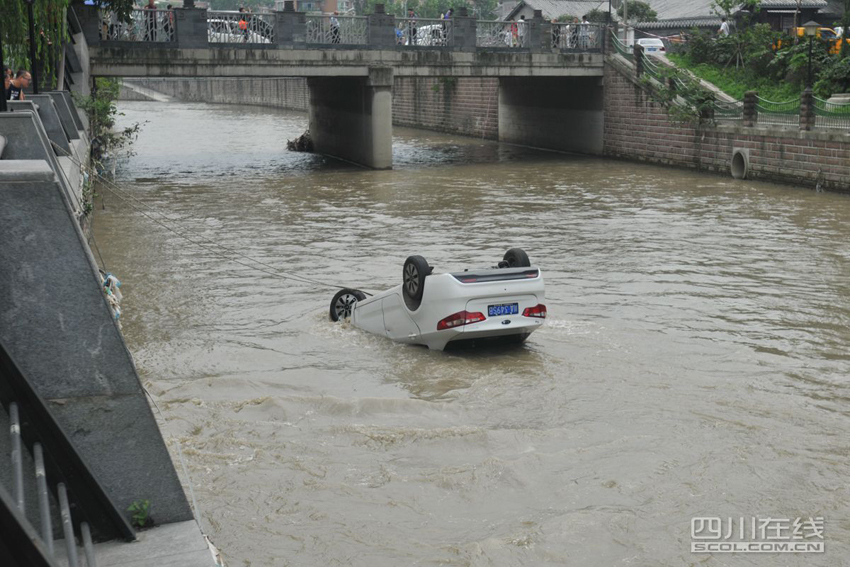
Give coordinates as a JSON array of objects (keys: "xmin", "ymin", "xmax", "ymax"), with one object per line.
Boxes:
[
  {"xmin": 476, "ymin": 20, "xmax": 526, "ymax": 48},
  {"xmin": 552, "ymin": 23, "xmax": 603, "ymax": 50},
  {"xmin": 306, "ymin": 15, "xmax": 368, "ymax": 45},
  {"xmin": 99, "ymin": 9, "xmax": 175, "ymax": 42},
  {"xmin": 207, "ymin": 11, "xmax": 274, "ymax": 44},
  {"xmin": 395, "ymin": 18, "xmax": 452, "ymax": 46}
]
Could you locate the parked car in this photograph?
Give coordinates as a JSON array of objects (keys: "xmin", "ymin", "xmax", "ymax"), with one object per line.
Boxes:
[
  {"xmin": 207, "ymin": 18, "xmax": 272, "ymax": 44},
  {"xmin": 636, "ymin": 37, "xmax": 666, "ymax": 55},
  {"xmin": 329, "ymin": 249, "xmax": 546, "ymax": 351}
]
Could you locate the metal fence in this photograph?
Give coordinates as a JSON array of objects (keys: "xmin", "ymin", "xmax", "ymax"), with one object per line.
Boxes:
[
  {"xmin": 552, "ymin": 23, "xmax": 602, "ymax": 51},
  {"xmin": 756, "ymin": 96, "xmax": 800, "ymax": 127},
  {"xmin": 476, "ymin": 20, "xmax": 524, "ymax": 48},
  {"xmin": 813, "ymin": 96, "xmax": 850, "ymax": 129},
  {"xmin": 100, "ymin": 9, "xmax": 174, "ymax": 42},
  {"xmin": 713, "ymin": 99, "xmax": 744, "ymax": 121},
  {"xmin": 611, "ymin": 33, "xmax": 632, "ymax": 61},
  {"xmin": 208, "ymin": 11, "xmax": 274, "ymax": 44},
  {"xmin": 396, "ymin": 18, "xmax": 452, "ymax": 46},
  {"xmin": 306, "ymin": 15, "xmax": 368, "ymax": 45}
]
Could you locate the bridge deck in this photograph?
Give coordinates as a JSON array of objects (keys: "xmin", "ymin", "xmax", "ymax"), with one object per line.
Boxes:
[{"xmin": 91, "ymin": 46, "xmax": 605, "ymax": 78}]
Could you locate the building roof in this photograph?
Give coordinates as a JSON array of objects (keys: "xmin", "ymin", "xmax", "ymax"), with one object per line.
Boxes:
[
  {"xmin": 635, "ymin": 16, "xmax": 721, "ymax": 28},
  {"xmin": 504, "ymin": 0, "xmax": 609, "ymax": 21},
  {"xmin": 632, "ymin": 0, "xmax": 827, "ymax": 25}
]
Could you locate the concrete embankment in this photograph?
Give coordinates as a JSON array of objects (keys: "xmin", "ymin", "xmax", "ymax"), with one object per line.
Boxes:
[
  {"xmin": 0, "ymin": 94, "xmax": 213, "ymax": 564},
  {"xmin": 604, "ymin": 56, "xmax": 850, "ymax": 193}
]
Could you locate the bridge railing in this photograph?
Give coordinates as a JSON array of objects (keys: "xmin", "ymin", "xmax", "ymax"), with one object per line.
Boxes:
[
  {"xmin": 476, "ymin": 20, "xmax": 520, "ymax": 48},
  {"xmin": 306, "ymin": 15, "xmax": 369, "ymax": 45},
  {"xmin": 82, "ymin": 5, "xmax": 607, "ymax": 55},
  {"xmin": 99, "ymin": 9, "xmax": 175, "ymax": 42},
  {"xmin": 395, "ymin": 18, "xmax": 454, "ymax": 47},
  {"xmin": 552, "ymin": 23, "xmax": 603, "ymax": 52},
  {"xmin": 208, "ymin": 11, "xmax": 275, "ymax": 44},
  {"xmin": 396, "ymin": 18, "xmax": 453, "ymax": 47}
]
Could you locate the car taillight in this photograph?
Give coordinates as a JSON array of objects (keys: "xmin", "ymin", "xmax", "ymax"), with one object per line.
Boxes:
[
  {"xmin": 661, "ymin": 47, "xmax": 666, "ymax": 51},
  {"xmin": 522, "ymin": 304, "xmax": 547, "ymax": 318},
  {"xmin": 437, "ymin": 311, "xmax": 486, "ymax": 330}
]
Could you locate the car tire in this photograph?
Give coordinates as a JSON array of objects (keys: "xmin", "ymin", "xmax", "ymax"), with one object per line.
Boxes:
[
  {"xmin": 402, "ymin": 255, "xmax": 430, "ymax": 311},
  {"xmin": 329, "ymin": 288, "xmax": 366, "ymax": 322},
  {"xmin": 503, "ymin": 248, "xmax": 531, "ymax": 268}
]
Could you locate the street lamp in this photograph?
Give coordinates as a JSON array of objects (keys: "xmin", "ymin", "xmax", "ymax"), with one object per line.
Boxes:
[
  {"xmin": 24, "ymin": 0, "xmax": 39, "ymax": 94},
  {"xmin": 803, "ymin": 20, "xmax": 819, "ymax": 89}
]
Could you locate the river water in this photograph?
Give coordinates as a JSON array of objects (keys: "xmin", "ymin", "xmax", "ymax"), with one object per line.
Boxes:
[{"xmin": 95, "ymin": 101, "xmax": 850, "ymax": 566}]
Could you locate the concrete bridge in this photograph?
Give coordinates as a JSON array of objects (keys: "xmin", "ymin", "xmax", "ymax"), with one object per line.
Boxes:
[{"xmin": 79, "ymin": 4, "xmax": 607, "ymax": 169}]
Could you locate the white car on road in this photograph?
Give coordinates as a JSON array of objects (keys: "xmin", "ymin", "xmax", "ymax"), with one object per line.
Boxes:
[
  {"xmin": 329, "ymin": 249, "xmax": 546, "ymax": 351},
  {"xmin": 636, "ymin": 37, "xmax": 666, "ymax": 55}
]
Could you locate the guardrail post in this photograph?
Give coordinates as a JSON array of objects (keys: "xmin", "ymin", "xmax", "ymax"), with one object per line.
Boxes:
[
  {"xmin": 368, "ymin": 4, "xmax": 396, "ymax": 48},
  {"xmin": 634, "ymin": 44, "xmax": 644, "ymax": 76},
  {"xmin": 743, "ymin": 90, "xmax": 758, "ymax": 127},
  {"xmin": 74, "ymin": 6, "xmax": 101, "ymax": 46},
  {"xmin": 799, "ymin": 87, "xmax": 815, "ymax": 131},
  {"xmin": 175, "ymin": 7, "xmax": 208, "ymax": 48},
  {"xmin": 452, "ymin": 7, "xmax": 477, "ymax": 50},
  {"xmin": 275, "ymin": 1, "xmax": 306, "ymax": 45},
  {"xmin": 529, "ymin": 10, "xmax": 546, "ymax": 51}
]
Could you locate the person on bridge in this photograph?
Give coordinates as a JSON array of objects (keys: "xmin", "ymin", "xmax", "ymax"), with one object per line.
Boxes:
[
  {"xmin": 143, "ymin": 0, "xmax": 157, "ymax": 41},
  {"xmin": 407, "ymin": 8, "xmax": 417, "ymax": 45},
  {"xmin": 7, "ymin": 70, "xmax": 31, "ymax": 101},
  {"xmin": 330, "ymin": 12, "xmax": 341, "ymax": 44}
]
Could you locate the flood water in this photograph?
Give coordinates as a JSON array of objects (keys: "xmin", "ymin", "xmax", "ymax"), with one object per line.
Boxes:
[{"xmin": 94, "ymin": 101, "xmax": 850, "ymax": 566}]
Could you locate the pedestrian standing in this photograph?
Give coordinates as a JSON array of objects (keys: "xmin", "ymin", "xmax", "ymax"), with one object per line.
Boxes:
[
  {"xmin": 719, "ymin": 17, "xmax": 730, "ymax": 36},
  {"xmin": 517, "ymin": 15, "xmax": 526, "ymax": 47},
  {"xmin": 330, "ymin": 12, "xmax": 341, "ymax": 44},
  {"xmin": 7, "ymin": 70, "xmax": 31, "ymax": 100},
  {"xmin": 407, "ymin": 8, "xmax": 417, "ymax": 45},
  {"xmin": 143, "ymin": 0, "xmax": 157, "ymax": 41}
]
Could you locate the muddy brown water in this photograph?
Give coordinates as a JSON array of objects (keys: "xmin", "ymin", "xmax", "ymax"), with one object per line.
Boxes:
[{"xmin": 94, "ymin": 101, "xmax": 850, "ymax": 566}]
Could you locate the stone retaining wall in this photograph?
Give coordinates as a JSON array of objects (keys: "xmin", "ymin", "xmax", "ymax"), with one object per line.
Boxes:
[
  {"xmin": 392, "ymin": 77, "xmax": 498, "ymax": 139},
  {"xmin": 603, "ymin": 60, "xmax": 850, "ymax": 193}
]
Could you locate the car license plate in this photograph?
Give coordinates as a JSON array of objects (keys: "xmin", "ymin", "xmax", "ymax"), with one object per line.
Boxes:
[{"xmin": 488, "ymin": 303, "xmax": 518, "ymax": 317}]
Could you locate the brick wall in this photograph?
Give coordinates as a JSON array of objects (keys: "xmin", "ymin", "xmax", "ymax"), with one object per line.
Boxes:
[
  {"xmin": 603, "ymin": 61, "xmax": 850, "ymax": 192},
  {"xmin": 122, "ymin": 77, "xmax": 499, "ymax": 139},
  {"xmin": 393, "ymin": 77, "xmax": 499, "ymax": 139}
]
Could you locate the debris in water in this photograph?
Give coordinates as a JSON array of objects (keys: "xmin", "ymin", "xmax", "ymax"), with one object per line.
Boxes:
[{"xmin": 287, "ymin": 131, "xmax": 313, "ymax": 152}]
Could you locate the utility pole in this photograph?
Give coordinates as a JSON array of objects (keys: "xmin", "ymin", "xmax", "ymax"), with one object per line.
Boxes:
[{"xmin": 25, "ymin": 0, "xmax": 40, "ymax": 94}]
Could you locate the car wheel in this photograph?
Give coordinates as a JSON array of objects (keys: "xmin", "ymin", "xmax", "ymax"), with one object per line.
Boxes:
[
  {"xmin": 402, "ymin": 255, "xmax": 430, "ymax": 310},
  {"xmin": 329, "ymin": 288, "xmax": 366, "ymax": 322},
  {"xmin": 503, "ymin": 248, "xmax": 531, "ymax": 268}
]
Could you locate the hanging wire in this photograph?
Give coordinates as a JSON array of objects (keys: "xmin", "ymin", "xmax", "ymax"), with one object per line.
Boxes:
[{"xmin": 50, "ymin": 140, "xmax": 372, "ymax": 295}]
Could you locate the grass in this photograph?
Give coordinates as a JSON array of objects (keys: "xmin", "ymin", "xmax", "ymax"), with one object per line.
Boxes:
[{"xmin": 668, "ymin": 53, "xmax": 803, "ymax": 102}]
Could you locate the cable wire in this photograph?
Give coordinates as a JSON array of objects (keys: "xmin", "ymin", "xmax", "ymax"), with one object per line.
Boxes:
[{"xmin": 50, "ymin": 140, "xmax": 372, "ymax": 295}]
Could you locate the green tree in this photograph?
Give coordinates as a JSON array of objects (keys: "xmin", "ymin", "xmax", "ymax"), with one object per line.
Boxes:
[
  {"xmin": 617, "ymin": 1, "xmax": 657, "ymax": 22},
  {"xmin": 710, "ymin": 0, "xmax": 736, "ymax": 20},
  {"xmin": 585, "ymin": 8, "xmax": 608, "ymax": 23},
  {"xmin": 1, "ymin": 0, "xmax": 69, "ymax": 89}
]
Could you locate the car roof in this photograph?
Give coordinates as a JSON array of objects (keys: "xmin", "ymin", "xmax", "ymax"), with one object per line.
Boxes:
[{"xmin": 638, "ymin": 38, "xmax": 664, "ymax": 44}]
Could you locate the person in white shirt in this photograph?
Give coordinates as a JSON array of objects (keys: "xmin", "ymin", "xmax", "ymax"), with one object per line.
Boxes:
[{"xmin": 719, "ymin": 17, "xmax": 730, "ymax": 36}]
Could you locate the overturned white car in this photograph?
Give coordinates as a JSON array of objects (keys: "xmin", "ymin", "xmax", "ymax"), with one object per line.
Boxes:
[{"xmin": 329, "ymin": 249, "xmax": 546, "ymax": 351}]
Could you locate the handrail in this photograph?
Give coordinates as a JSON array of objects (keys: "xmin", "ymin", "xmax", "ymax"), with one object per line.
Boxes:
[
  {"xmin": 0, "ymin": 341, "xmax": 135, "ymax": 543},
  {"xmin": 0, "ymin": 483, "xmax": 59, "ymax": 567}
]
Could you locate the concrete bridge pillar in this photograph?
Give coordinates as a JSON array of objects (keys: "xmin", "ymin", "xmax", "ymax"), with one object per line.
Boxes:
[
  {"xmin": 498, "ymin": 76, "xmax": 604, "ymax": 154},
  {"xmin": 275, "ymin": 2, "xmax": 306, "ymax": 45},
  {"xmin": 308, "ymin": 67, "xmax": 394, "ymax": 169},
  {"xmin": 175, "ymin": 8, "xmax": 209, "ymax": 48},
  {"xmin": 368, "ymin": 5, "xmax": 397, "ymax": 48}
]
